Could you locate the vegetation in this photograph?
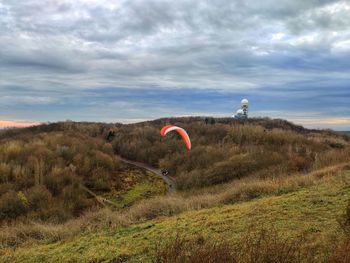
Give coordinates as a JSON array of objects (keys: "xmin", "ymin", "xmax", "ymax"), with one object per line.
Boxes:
[
  {"xmin": 153, "ymin": 230, "xmax": 311, "ymax": 263},
  {"xmin": 1, "ymin": 118, "xmax": 350, "ymax": 262},
  {"xmin": 1, "ymin": 169, "xmax": 349, "ymax": 262},
  {"xmin": 112, "ymin": 117, "xmax": 350, "ymax": 189},
  {"xmin": 330, "ymin": 201, "xmax": 350, "ymax": 263},
  {"xmin": 0, "ymin": 122, "xmax": 166, "ymax": 223}
]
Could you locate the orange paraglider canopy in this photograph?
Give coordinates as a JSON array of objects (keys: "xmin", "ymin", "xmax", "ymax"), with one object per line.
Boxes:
[{"xmin": 160, "ymin": 125, "xmax": 191, "ymax": 150}]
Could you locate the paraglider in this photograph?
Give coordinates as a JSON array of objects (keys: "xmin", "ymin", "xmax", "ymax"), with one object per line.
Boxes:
[
  {"xmin": 161, "ymin": 169, "xmax": 169, "ymax": 176},
  {"xmin": 160, "ymin": 125, "xmax": 191, "ymax": 150}
]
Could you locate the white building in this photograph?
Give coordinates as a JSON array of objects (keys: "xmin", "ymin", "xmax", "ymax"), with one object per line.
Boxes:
[{"xmin": 233, "ymin": 99, "xmax": 249, "ymax": 119}]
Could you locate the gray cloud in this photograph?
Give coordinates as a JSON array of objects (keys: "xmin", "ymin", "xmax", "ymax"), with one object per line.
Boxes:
[{"xmin": 0, "ymin": 0, "xmax": 349, "ymax": 129}]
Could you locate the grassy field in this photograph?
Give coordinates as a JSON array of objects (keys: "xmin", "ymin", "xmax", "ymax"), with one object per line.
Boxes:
[{"xmin": 1, "ymin": 170, "xmax": 349, "ymax": 262}]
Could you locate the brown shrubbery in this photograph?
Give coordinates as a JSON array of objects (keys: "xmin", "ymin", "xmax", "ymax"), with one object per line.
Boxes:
[
  {"xmin": 1, "ymin": 118, "xmax": 347, "ymax": 222},
  {"xmin": 0, "ymin": 191, "xmax": 28, "ymax": 220},
  {"xmin": 112, "ymin": 118, "xmax": 350, "ymax": 189},
  {"xmin": 0, "ymin": 123, "xmax": 123, "ymax": 222}
]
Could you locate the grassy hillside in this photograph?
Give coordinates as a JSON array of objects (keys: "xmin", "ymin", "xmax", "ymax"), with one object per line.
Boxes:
[
  {"xmin": 1, "ymin": 168, "xmax": 349, "ymax": 262},
  {"xmin": 1, "ymin": 118, "xmax": 350, "ymax": 262}
]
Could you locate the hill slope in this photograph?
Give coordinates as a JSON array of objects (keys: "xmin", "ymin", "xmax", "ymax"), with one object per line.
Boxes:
[
  {"xmin": 1, "ymin": 118, "xmax": 350, "ymax": 262},
  {"xmin": 1, "ymin": 168, "xmax": 349, "ymax": 262}
]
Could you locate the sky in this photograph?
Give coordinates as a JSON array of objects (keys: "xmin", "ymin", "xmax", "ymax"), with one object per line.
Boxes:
[{"xmin": 0, "ymin": 0, "xmax": 349, "ymax": 130}]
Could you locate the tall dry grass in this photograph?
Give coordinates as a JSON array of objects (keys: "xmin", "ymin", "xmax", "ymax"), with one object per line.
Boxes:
[
  {"xmin": 152, "ymin": 228, "xmax": 315, "ymax": 263},
  {"xmin": 153, "ymin": 199, "xmax": 350, "ymax": 263},
  {"xmin": 329, "ymin": 201, "xmax": 350, "ymax": 263},
  {"xmin": 1, "ymin": 162, "xmax": 348, "ymax": 249}
]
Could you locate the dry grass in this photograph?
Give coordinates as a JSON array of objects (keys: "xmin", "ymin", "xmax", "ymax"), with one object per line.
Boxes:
[
  {"xmin": 152, "ymin": 228, "xmax": 315, "ymax": 263},
  {"xmin": 330, "ymin": 200, "xmax": 350, "ymax": 263},
  {"xmin": 330, "ymin": 239, "xmax": 350, "ymax": 263},
  {"xmin": 127, "ymin": 162, "xmax": 349, "ymax": 221},
  {"xmin": 153, "ymin": 198, "xmax": 350, "ymax": 263},
  {"xmin": 1, "ymin": 162, "xmax": 348, "ymax": 249},
  {"xmin": 0, "ymin": 208, "xmax": 132, "ymax": 248},
  {"xmin": 313, "ymin": 148, "xmax": 350, "ymax": 170}
]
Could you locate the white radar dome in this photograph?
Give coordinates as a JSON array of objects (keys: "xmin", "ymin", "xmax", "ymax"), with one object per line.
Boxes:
[{"xmin": 241, "ymin": 99, "xmax": 249, "ymax": 105}]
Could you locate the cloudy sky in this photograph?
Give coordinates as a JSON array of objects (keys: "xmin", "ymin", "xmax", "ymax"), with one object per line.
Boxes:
[{"xmin": 0, "ymin": 0, "xmax": 349, "ymax": 130}]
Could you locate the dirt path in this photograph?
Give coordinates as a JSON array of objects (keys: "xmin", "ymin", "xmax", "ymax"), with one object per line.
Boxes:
[
  {"xmin": 117, "ymin": 156, "xmax": 176, "ymax": 193},
  {"xmin": 81, "ymin": 185, "xmax": 120, "ymax": 208}
]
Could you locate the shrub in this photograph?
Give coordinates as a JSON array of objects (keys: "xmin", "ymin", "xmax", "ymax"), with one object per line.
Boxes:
[
  {"xmin": 61, "ymin": 184, "xmax": 91, "ymax": 216},
  {"xmin": 288, "ymin": 154, "xmax": 309, "ymax": 172},
  {"xmin": 0, "ymin": 191, "xmax": 28, "ymax": 220},
  {"xmin": 26, "ymin": 186, "xmax": 52, "ymax": 211},
  {"xmin": 2, "ymin": 141, "xmax": 23, "ymax": 162},
  {"xmin": 87, "ymin": 171, "xmax": 111, "ymax": 192},
  {"xmin": 92, "ymin": 150, "xmax": 115, "ymax": 171},
  {"xmin": 44, "ymin": 169, "xmax": 76, "ymax": 196}
]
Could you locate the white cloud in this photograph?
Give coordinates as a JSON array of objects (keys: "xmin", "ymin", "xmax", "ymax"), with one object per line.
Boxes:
[{"xmin": 271, "ymin": 33, "xmax": 285, "ymax": 41}]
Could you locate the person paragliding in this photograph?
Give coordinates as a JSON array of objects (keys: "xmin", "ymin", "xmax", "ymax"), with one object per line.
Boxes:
[
  {"xmin": 160, "ymin": 125, "xmax": 191, "ymax": 150},
  {"xmin": 161, "ymin": 169, "xmax": 169, "ymax": 176}
]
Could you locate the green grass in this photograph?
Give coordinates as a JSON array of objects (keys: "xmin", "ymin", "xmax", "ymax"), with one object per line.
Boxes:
[
  {"xmin": 105, "ymin": 169, "xmax": 167, "ymax": 209},
  {"xmin": 1, "ymin": 171, "xmax": 350, "ymax": 262},
  {"xmin": 119, "ymin": 179, "xmax": 166, "ymax": 207}
]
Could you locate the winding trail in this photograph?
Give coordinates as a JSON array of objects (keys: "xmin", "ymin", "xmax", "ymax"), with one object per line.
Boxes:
[
  {"xmin": 117, "ymin": 156, "xmax": 176, "ymax": 193},
  {"xmin": 82, "ymin": 156, "xmax": 176, "ymax": 208}
]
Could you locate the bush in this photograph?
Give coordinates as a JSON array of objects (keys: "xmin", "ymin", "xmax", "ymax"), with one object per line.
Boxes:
[
  {"xmin": 0, "ymin": 191, "xmax": 28, "ymax": 220},
  {"xmin": 26, "ymin": 186, "xmax": 52, "ymax": 211},
  {"xmin": 92, "ymin": 150, "xmax": 115, "ymax": 171},
  {"xmin": 61, "ymin": 184, "xmax": 91, "ymax": 216},
  {"xmin": 87, "ymin": 171, "xmax": 111, "ymax": 192},
  {"xmin": 44, "ymin": 169, "xmax": 76, "ymax": 196}
]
